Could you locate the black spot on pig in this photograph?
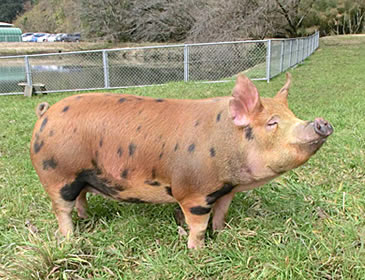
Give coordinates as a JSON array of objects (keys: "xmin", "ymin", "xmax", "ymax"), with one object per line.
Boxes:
[
  {"xmin": 99, "ymin": 138, "xmax": 103, "ymax": 147},
  {"xmin": 40, "ymin": 117, "xmax": 48, "ymax": 132},
  {"xmin": 188, "ymin": 144, "xmax": 195, "ymax": 153},
  {"xmin": 195, "ymin": 120, "xmax": 200, "ymax": 127},
  {"xmin": 190, "ymin": 206, "xmax": 211, "ymax": 215},
  {"xmin": 216, "ymin": 111, "xmax": 222, "ymax": 122},
  {"xmin": 210, "ymin": 147, "xmax": 216, "ymax": 157},
  {"xmin": 121, "ymin": 169, "xmax": 129, "ymax": 179},
  {"xmin": 174, "ymin": 143, "xmax": 179, "ymax": 151},
  {"xmin": 117, "ymin": 147, "xmax": 123, "ymax": 157},
  {"xmin": 137, "ymin": 125, "xmax": 142, "ymax": 132},
  {"xmin": 155, "ymin": 99, "xmax": 164, "ymax": 102},
  {"xmin": 245, "ymin": 126, "xmax": 254, "ymax": 141},
  {"xmin": 129, "ymin": 143, "xmax": 136, "ymax": 156},
  {"xmin": 159, "ymin": 152, "xmax": 164, "ymax": 159},
  {"xmin": 60, "ymin": 169, "xmax": 118, "ymax": 201},
  {"xmin": 73, "ymin": 128, "xmax": 77, "ymax": 133},
  {"xmin": 62, "ymin": 106, "xmax": 69, "ymax": 112},
  {"xmin": 33, "ymin": 139, "xmax": 44, "ymax": 154},
  {"xmin": 165, "ymin": 186, "xmax": 173, "ymax": 196},
  {"xmin": 42, "ymin": 157, "xmax": 57, "ymax": 170},
  {"xmin": 206, "ymin": 183, "xmax": 235, "ymax": 205},
  {"xmin": 118, "ymin": 98, "xmax": 126, "ymax": 103},
  {"xmin": 145, "ymin": 180, "xmax": 161, "ymax": 186},
  {"xmin": 49, "ymin": 130, "xmax": 54, "ymax": 137},
  {"xmin": 124, "ymin": 198, "xmax": 146, "ymax": 203}
]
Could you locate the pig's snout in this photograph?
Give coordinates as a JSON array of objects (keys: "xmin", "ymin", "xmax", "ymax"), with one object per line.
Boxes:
[{"xmin": 314, "ymin": 118, "xmax": 333, "ymax": 137}]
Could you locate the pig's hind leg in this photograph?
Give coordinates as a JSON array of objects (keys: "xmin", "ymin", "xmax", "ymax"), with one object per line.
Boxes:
[
  {"xmin": 75, "ymin": 188, "xmax": 89, "ymax": 219},
  {"xmin": 212, "ymin": 192, "xmax": 235, "ymax": 231},
  {"xmin": 174, "ymin": 207, "xmax": 186, "ymax": 226},
  {"xmin": 47, "ymin": 185, "xmax": 76, "ymax": 237}
]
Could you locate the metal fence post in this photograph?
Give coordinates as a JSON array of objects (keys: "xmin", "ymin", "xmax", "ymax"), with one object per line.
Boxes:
[
  {"xmin": 184, "ymin": 45, "xmax": 189, "ymax": 82},
  {"xmin": 289, "ymin": 40, "xmax": 293, "ymax": 67},
  {"xmin": 102, "ymin": 50, "xmax": 110, "ymax": 88},
  {"xmin": 266, "ymin": 40, "xmax": 272, "ymax": 82},
  {"xmin": 279, "ymin": 40, "xmax": 284, "ymax": 73},
  {"xmin": 316, "ymin": 31, "xmax": 319, "ymax": 49},
  {"xmin": 24, "ymin": 55, "xmax": 32, "ymax": 86},
  {"xmin": 295, "ymin": 39, "xmax": 299, "ymax": 64}
]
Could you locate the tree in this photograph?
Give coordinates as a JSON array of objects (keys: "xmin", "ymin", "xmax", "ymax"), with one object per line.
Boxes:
[
  {"xmin": 308, "ymin": 0, "xmax": 365, "ymax": 35},
  {"xmin": 273, "ymin": 0, "xmax": 316, "ymax": 37},
  {"xmin": 0, "ymin": 0, "xmax": 24, "ymax": 23},
  {"xmin": 80, "ymin": 0, "xmax": 196, "ymax": 42},
  {"xmin": 14, "ymin": 0, "xmax": 82, "ymax": 33}
]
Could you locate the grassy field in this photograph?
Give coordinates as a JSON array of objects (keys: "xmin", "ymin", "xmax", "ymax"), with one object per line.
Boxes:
[{"xmin": 0, "ymin": 35, "xmax": 364, "ymax": 279}]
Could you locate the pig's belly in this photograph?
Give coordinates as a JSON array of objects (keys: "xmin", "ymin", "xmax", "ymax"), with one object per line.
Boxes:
[{"xmin": 86, "ymin": 180, "xmax": 177, "ymax": 204}]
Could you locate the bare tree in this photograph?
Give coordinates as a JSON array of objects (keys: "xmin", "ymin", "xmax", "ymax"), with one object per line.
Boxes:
[
  {"xmin": 81, "ymin": 0, "xmax": 197, "ymax": 42},
  {"xmin": 273, "ymin": 0, "xmax": 316, "ymax": 37},
  {"xmin": 187, "ymin": 0, "xmax": 279, "ymax": 42}
]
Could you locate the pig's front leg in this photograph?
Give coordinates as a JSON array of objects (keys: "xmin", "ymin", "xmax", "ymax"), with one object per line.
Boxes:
[
  {"xmin": 212, "ymin": 192, "xmax": 235, "ymax": 231},
  {"xmin": 179, "ymin": 199, "xmax": 211, "ymax": 249}
]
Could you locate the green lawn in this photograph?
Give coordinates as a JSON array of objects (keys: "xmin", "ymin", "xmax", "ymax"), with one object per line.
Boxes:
[{"xmin": 0, "ymin": 35, "xmax": 364, "ymax": 279}]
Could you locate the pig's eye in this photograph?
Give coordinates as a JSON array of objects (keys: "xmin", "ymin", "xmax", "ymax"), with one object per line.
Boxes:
[
  {"xmin": 266, "ymin": 117, "xmax": 279, "ymax": 129},
  {"xmin": 267, "ymin": 120, "xmax": 278, "ymax": 126}
]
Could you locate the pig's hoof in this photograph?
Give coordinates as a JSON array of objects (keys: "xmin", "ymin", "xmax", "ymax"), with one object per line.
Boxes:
[
  {"xmin": 76, "ymin": 208, "xmax": 88, "ymax": 219},
  {"xmin": 188, "ymin": 239, "xmax": 205, "ymax": 249},
  {"xmin": 77, "ymin": 211, "xmax": 88, "ymax": 219},
  {"xmin": 174, "ymin": 207, "xmax": 186, "ymax": 226},
  {"xmin": 212, "ymin": 220, "xmax": 226, "ymax": 231}
]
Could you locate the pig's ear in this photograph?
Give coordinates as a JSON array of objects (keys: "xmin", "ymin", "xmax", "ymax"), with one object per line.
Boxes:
[
  {"xmin": 274, "ymin": 72, "xmax": 291, "ymax": 106},
  {"xmin": 229, "ymin": 74, "xmax": 263, "ymax": 127}
]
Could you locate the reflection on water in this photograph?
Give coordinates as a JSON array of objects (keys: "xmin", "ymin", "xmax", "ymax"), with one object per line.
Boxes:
[
  {"xmin": 31, "ymin": 65, "xmax": 83, "ymax": 73},
  {"xmin": 0, "ymin": 66, "xmax": 25, "ymax": 81}
]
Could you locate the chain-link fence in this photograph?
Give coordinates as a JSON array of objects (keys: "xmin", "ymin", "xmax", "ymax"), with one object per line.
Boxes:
[{"xmin": 0, "ymin": 32, "xmax": 319, "ymax": 96}]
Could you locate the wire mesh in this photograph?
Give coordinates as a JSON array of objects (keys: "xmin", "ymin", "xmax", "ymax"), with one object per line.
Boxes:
[
  {"xmin": 108, "ymin": 46, "xmax": 184, "ymax": 88},
  {"xmin": 0, "ymin": 56, "xmax": 26, "ymax": 94},
  {"xmin": 188, "ymin": 41, "xmax": 267, "ymax": 81},
  {"xmin": 28, "ymin": 52, "xmax": 105, "ymax": 91}
]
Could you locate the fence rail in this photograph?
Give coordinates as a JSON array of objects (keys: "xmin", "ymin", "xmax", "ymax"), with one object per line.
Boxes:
[{"xmin": 0, "ymin": 31, "xmax": 319, "ymax": 96}]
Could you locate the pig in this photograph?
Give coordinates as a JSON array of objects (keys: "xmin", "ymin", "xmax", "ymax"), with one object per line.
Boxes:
[{"xmin": 30, "ymin": 73, "xmax": 333, "ymax": 249}]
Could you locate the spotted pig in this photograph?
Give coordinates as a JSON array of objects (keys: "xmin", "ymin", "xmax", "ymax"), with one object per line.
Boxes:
[{"xmin": 30, "ymin": 73, "xmax": 333, "ymax": 248}]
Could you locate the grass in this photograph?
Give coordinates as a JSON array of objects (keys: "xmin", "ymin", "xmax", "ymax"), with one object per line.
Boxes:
[{"xmin": 0, "ymin": 35, "xmax": 364, "ymax": 279}]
